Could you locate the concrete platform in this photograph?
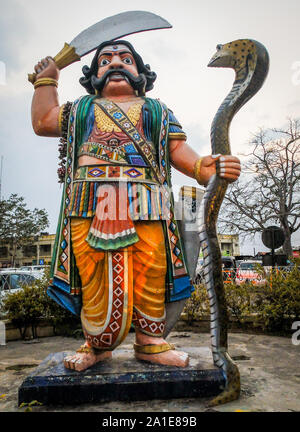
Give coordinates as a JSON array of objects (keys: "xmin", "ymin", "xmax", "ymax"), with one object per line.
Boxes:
[
  {"xmin": 1, "ymin": 332, "xmax": 300, "ymax": 411},
  {"xmin": 18, "ymin": 347, "xmax": 225, "ymax": 406}
]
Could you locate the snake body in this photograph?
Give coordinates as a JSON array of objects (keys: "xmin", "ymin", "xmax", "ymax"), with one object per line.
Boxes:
[{"xmin": 197, "ymin": 39, "xmax": 269, "ymax": 406}]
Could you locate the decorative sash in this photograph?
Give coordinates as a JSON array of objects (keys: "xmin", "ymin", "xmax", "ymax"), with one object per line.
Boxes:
[{"xmin": 95, "ymin": 99, "xmax": 164, "ymax": 184}]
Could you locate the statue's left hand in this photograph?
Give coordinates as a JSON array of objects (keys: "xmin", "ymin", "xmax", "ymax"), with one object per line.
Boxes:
[{"xmin": 201, "ymin": 154, "xmax": 241, "ymax": 184}]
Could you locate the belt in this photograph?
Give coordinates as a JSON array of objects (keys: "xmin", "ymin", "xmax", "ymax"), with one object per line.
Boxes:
[{"xmin": 74, "ymin": 165, "xmax": 159, "ymax": 184}]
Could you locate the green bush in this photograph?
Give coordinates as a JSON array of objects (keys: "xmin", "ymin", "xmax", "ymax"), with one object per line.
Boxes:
[
  {"xmin": 4, "ymin": 264, "xmax": 300, "ymax": 339},
  {"xmin": 184, "ymin": 283, "xmax": 209, "ymax": 325},
  {"xmin": 44, "ymin": 293, "xmax": 81, "ymax": 337},
  {"xmin": 2, "ymin": 269, "xmax": 81, "ymax": 339},
  {"xmin": 3, "ymin": 283, "xmax": 46, "ymax": 339},
  {"xmin": 184, "ymin": 265, "xmax": 300, "ymax": 334},
  {"xmin": 224, "ymin": 282, "xmax": 255, "ymax": 326},
  {"xmin": 185, "ymin": 282, "xmax": 256, "ymax": 327},
  {"xmin": 255, "ymin": 265, "xmax": 300, "ymax": 333}
]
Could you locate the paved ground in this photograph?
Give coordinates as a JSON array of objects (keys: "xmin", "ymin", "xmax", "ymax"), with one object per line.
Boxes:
[{"xmin": 0, "ymin": 331, "xmax": 299, "ymax": 412}]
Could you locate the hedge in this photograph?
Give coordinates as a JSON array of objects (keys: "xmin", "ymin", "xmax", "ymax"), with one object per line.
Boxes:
[
  {"xmin": 2, "ymin": 264, "xmax": 300, "ymax": 339},
  {"xmin": 1, "ymin": 269, "xmax": 81, "ymax": 339},
  {"xmin": 184, "ymin": 263, "xmax": 300, "ymax": 334}
]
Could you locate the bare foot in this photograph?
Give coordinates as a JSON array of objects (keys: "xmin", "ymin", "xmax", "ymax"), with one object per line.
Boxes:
[
  {"xmin": 134, "ymin": 329, "xmax": 189, "ymax": 367},
  {"xmin": 64, "ymin": 347, "xmax": 112, "ymax": 372}
]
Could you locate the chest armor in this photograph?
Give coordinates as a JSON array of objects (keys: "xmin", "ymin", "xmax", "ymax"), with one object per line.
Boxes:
[
  {"xmin": 70, "ymin": 102, "xmax": 163, "ymax": 221},
  {"xmin": 78, "ymin": 102, "xmax": 156, "ymax": 168}
]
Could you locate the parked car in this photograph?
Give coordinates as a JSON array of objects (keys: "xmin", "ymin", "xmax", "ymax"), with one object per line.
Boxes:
[
  {"xmin": 19, "ymin": 265, "xmax": 49, "ymax": 273},
  {"xmin": 236, "ymin": 260, "xmax": 266, "ymax": 285},
  {"xmin": 0, "ymin": 270, "xmax": 42, "ymax": 311},
  {"xmin": 221, "ymin": 256, "xmax": 237, "ymax": 283},
  {"xmin": 194, "ymin": 256, "xmax": 237, "ymax": 284},
  {"xmin": 0, "ymin": 267, "xmax": 19, "ymax": 272}
]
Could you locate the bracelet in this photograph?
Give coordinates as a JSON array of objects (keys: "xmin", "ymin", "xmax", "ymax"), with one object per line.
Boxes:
[
  {"xmin": 34, "ymin": 77, "xmax": 58, "ymax": 89},
  {"xmin": 194, "ymin": 158, "xmax": 206, "ymax": 185},
  {"xmin": 76, "ymin": 344, "xmax": 94, "ymax": 354}
]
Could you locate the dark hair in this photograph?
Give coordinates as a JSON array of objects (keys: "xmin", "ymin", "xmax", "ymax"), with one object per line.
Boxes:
[{"xmin": 79, "ymin": 39, "xmax": 157, "ymax": 95}]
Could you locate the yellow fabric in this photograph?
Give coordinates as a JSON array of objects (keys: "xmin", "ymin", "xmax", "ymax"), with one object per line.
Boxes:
[
  {"xmin": 70, "ymin": 218, "xmax": 167, "ymax": 346},
  {"xmin": 70, "ymin": 218, "xmax": 109, "ymax": 328},
  {"xmin": 132, "ymin": 221, "xmax": 167, "ymax": 319},
  {"xmin": 94, "ymin": 102, "xmax": 143, "ymax": 133}
]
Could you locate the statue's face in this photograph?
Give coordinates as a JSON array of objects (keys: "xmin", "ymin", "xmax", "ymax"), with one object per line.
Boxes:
[{"xmin": 97, "ymin": 44, "xmax": 139, "ymax": 96}]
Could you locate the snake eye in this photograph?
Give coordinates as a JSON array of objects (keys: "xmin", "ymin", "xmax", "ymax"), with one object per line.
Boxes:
[{"xmin": 216, "ymin": 44, "xmax": 222, "ymax": 51}]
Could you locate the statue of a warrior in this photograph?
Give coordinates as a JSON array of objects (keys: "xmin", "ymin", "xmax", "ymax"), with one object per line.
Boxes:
[{"xmin": 31, "ymin": 38, "xmax": 241, "ymax": 371}]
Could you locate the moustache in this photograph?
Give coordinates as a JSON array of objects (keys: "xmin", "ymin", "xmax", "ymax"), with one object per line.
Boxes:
[{"xmin": 90, "ymin": 68, "xmax": 147, "ymax": 96}]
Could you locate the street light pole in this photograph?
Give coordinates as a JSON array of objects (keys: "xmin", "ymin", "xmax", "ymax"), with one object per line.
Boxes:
[{"xmin": 0, "ymin": 156, "xmax": 3, "ymax": 200}]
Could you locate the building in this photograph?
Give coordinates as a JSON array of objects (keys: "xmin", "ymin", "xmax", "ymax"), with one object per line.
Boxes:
[
  {"xmin": 0, "ymin": 234, "xmax": 55, "ymax": 269},
  {"xmin": 218, "ymin": 233, "xmax": 240, "ymax": 256},
  {"xmin": 0, "ymin": 230, "xmax": 240, "ymax": 268},
  {"xmin": 174, "ymin": 187, "xmax": 241, "ymax": 258},
  {"xmin": 0, "ymin": 184, "xmax": 241, "ymax": 269}
]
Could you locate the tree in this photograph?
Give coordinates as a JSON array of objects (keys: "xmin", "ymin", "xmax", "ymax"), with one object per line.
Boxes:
[
  {"xmin": 219, "ymin": 118, "xmax": 300, "ymax": 257},
  {"xmin": 0, "ymin": 194, "xmax": 49, "ymax": 266}
]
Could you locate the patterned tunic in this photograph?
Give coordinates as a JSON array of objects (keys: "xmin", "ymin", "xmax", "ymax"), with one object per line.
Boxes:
[{"xmin": 48, "ymin": 96, "xmax": 194, "ymax": 316}]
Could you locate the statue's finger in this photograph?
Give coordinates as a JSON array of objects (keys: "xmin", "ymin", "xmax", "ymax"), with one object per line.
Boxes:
[
  {"xmin": 69, "ymin": 358, "xmax": 77, "ymax": 369},
  {"xmin": 219, "ymin": 170, "xmax": 241, "ymax": 181},
  {"xmin": 34, "ymin": 64, "xmax": 42, "ymax": 74},
  {"xmin": 41, "ymin": 58, "xmax": 49, "ymax": 67},
  {"xmin": 36, "ymin": 61, "xmax": 44, "ymax": 72},
  {"xmin": 220, "ymin": 167, "xmax": 241, "ymax": 175},
  {"xmin": 46, "ymin": 56, "xmax": 56, "ymax": 66},
  {"xmin": 220, "ymin": 155, "xmax": 240, "ymax": 163},
  {"xmin": 220, "ymin": 162, "xmax": 241, "ymax": 171}
]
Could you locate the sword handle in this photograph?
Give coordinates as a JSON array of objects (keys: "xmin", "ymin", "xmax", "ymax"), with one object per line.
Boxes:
[{"xmin": 28, "ymin": 42, "xmax": 81, "ymax": 84}]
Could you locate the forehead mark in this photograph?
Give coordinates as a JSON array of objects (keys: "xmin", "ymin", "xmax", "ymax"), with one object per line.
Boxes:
[{"xmin": 99, "ymin": 44, "xmax": 133, "ymax": 54}]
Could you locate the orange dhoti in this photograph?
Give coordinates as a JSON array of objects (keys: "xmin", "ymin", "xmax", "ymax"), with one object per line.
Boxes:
[{"xmin": 71, "ymin": 218, "xmax": 167, "ymax": 351}]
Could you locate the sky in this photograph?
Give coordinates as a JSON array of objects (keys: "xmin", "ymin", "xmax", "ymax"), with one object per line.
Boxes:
[{"xmin": 0, "ymin": 0, "xmax": 299, "ymax": 255}]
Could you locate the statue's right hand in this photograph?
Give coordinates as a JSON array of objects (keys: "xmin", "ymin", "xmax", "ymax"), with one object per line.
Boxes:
[{"xmin": 34, "ymin": 57, "xmax": 60, "ymax": 81}]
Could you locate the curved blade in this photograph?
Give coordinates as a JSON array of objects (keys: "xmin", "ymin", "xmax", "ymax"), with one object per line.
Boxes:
[{"xmin": 71, "ymin": 11, "xmax": 172, "ymax": 58}]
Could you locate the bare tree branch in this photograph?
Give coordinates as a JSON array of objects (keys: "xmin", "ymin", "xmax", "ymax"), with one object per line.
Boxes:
[{"xmin": 219, "ymin": 119, "xmax": 300, "ymax": 257}]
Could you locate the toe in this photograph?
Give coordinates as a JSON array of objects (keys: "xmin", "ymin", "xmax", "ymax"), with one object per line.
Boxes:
[{"xmin": 64, "ymin": 359, "xmax": 71, "ymax": 369}]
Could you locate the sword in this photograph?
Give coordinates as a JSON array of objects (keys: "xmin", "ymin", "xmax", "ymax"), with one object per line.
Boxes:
[{"xmin": 28, "ymin": 11, "xmax": 172, "ymax": 83}]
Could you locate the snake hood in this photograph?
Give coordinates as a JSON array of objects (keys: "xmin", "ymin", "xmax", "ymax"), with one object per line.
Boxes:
[
  {"xmin": 208, "ymin": 39, "xmax": 269, "ymax": 110},
  {"xmin": 208, "ymin": 39, "xmax": 269, "ymax": 73},
  {"xmin": 206, "ymin": 39, "xmax": 269, "ymax": 155}
]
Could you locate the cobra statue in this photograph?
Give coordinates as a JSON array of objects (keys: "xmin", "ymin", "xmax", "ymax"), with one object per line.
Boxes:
[{"xmin": 197, "ymin": 39, "xmax": 269, "ymax": 406}]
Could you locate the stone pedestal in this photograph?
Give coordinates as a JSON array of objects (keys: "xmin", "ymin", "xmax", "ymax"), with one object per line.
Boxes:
[{"xmin": 18, "ymin": 346, "xmax": 225, "ymax": 406}]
